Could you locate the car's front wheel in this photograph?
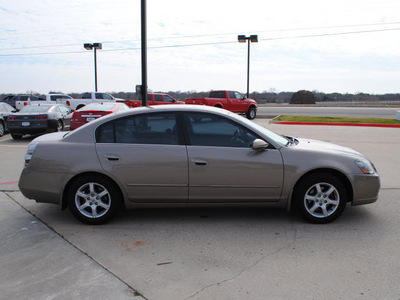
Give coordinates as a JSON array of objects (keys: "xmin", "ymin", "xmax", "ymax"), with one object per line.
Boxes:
[
  {"xmin": 67, "ymin": 175, "xmax": 121, "ymax": 225},
  {"xmin": 294, "ymin": 172, "xmax": 347, "ymax": 224},
  {"xmin": 0, "ymin": 121, "xmax": 4, "ymax": 137}
]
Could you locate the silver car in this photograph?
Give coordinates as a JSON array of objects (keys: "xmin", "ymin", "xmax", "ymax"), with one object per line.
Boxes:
[{"xmin": 18, "ymin": 105, "xmax": 380, "ymax": 225}]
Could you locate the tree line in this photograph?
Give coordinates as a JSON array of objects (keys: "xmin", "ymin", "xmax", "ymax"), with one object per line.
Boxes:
[{"xmin": 2, "ymin": 90, "xmax": 400, "ymax": 104}]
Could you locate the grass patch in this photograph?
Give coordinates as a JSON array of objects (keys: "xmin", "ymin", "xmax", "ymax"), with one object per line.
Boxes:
[{"xmin": 274, "ymin": 115, "xmax": 400, "ymax": 125}]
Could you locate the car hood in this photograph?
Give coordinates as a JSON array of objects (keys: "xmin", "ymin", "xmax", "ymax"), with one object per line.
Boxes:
[{"xmin": 294, "ymin": 137, "xmax": 364, "ymax": 157}]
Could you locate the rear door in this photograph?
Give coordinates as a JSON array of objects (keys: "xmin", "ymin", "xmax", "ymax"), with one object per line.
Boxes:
[{"xmin": 95, "ymin": 112, "xmax": 188, "ymax": 203}]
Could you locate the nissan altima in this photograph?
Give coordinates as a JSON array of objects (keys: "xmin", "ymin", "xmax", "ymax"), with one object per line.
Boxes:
[{"xmin": 18, "ymin": 105, "xmax": 380, "ymax": 224}]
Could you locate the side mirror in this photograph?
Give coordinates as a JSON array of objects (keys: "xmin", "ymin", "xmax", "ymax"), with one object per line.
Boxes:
[{"xmin": 252, "ymin": 139, "xmax": 269, "ymax": 151}]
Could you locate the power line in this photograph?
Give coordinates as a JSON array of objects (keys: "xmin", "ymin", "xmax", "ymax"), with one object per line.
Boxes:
[
  {"xmin": 2, "ymin": 20, "xmax": 400, "ymax": 52},
  {"xmin": 1, "ymin": 26, "xmax": 399, "ymax": 57}
]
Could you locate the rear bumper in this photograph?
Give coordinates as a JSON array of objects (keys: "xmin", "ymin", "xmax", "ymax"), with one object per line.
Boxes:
[
  {"xmin": 8, "ymin": 120, "xmax": 57, "ymax": 135},
  {"xmin": 18, "ymin": 168, "xmax": 70, "ymax": 205}
]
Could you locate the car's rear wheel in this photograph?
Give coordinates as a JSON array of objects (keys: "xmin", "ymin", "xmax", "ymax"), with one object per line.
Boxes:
[
  {"xmin": 11, "ymin": 133, "xmax": 23, "ymax": 140},
  {"xmin": 246, "ymin": 107, "xmax": 256, "ymax": 119},
  {"xmin": 55, "ymin": 120, "xmax": 63, "ymax": 132},
  {"xmin": 67, "ymin": 175, "xmax": 121, "ymax": 225},
  {"xmin": 294, "ymin": 172, "xmax": 347, "ymax": 224}
]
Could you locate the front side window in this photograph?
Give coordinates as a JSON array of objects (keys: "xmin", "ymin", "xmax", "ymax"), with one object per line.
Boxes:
[
  {"xmin": 164, "ymin": 95, "xmax": 174, "ymax": 103},
  {"xmin": 234, "ymin": 92, "xmax": 244, "ymax": 99},
  {"xmin": 95, "ymin": 93, "xmax": 104, "ymax": 99},
  {"xmin": 103, "ymin": 93, "xmax": 113, "ymax": 100},
  {"xmin": 184, "ymin": 113, "xmax": 259, "ymax": 148},
  {"xmin": 96, "ymin": 113, "xmax": 179, "ymax": 145}
]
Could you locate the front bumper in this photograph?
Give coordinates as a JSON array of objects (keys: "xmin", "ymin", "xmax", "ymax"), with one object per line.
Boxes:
[{"xmin": 351, "ymin": 173, "xmax": 380, "ymax": 206}]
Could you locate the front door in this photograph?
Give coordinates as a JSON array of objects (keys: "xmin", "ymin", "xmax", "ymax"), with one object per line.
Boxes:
[{"xmin": 184, "ymin": 112, "xmax": 284, "ymax": 203}]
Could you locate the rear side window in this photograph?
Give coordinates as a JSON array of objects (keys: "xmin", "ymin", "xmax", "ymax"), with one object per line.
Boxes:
[
  {"xmin": 209, "ymin": 91, "xmax": 225, "ymax": 98},
  {"xmin": 82, "ymin": 93, "xmax": 91, "ymax": 99},
  {"xmin": 96, "ymin": 113, "xmax": 179, "ymax": 145}
]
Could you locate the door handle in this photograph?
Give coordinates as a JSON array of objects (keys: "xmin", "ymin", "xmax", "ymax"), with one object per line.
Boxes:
[
  {"xmin": 105, "ymin": 155, "xmax": 120, "ymax": 161},
  {"xmin": 191, "ymin": 159, "xmax": 208, "ymax": 166}
]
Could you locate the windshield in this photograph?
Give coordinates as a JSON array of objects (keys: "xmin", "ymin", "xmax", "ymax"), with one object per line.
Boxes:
[{"xmin": 227, "ymin": 113, "xmax": 289, "ymax": 146}]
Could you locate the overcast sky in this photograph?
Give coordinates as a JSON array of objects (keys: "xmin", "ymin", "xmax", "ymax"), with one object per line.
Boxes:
[{"xmin": 1, "ymin": 0, "xmax": 400, "ymax": 95}]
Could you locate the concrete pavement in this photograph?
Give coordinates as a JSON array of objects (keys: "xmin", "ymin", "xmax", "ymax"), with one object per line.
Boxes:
[
  {"xmin": 0, "ymin": 192, "xmax": 144, "ymax": 300},
  {"xmin": 1, "ymin": 120, "xmax": 400, "ymax": 299}
]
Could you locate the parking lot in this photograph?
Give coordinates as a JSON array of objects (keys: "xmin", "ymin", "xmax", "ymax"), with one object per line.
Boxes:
[{"xmin": 1, "ymin": 120, "xmax": 400, "ymax": 299}]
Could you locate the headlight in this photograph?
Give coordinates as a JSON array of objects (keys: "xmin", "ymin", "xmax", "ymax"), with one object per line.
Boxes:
[
  {"xmin": 355, "ymin": 160, "xmax": 376, "ymax": 174},
  {"xmin": 25, "ymin": 142, "xmax": 38, "ymax": 168}
]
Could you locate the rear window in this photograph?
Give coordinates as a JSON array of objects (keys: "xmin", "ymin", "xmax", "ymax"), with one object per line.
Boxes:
[
  {"xmin": 80, "ymin": 104, "xmax": 115, "ymax": 111},
  {"xmin": 20, "ymin": 105, "xmax": 51, "ymax": 113},
  {"xmin": 209, "ymin": 91, "xmax": 226, "ymax": 98}
]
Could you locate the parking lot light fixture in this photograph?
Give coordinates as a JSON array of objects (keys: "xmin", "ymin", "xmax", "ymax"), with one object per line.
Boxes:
[
  {"xmin": 83, "ymin": 43, "xmax": 102, "ymax": 92},
  {"xmin": 237, "ymin": 35, "xmax": 258, "ymax": 98}
]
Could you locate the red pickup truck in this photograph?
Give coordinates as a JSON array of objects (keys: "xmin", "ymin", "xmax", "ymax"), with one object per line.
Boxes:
[
  {"xmin": 123, "ymin": 93, "xmax": 184, "ymax": 108},
  {"xmin": 185, "ymin": 90, "xmax": 257, "ymax": 119}
]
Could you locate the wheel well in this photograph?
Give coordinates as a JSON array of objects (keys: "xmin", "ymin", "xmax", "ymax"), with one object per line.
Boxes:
[
  {"xmin": 290, "ymin": 168, "xmax": 353, "ymax": 210},
  {"xmin": 214, "ymin": 104, "xmax": 223, "ymax": 108},
  {"xmin": 61, "ymin": 172, "xmax": 125, "ymax": 210}
]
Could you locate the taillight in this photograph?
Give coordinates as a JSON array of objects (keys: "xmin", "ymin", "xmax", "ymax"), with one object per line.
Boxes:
[
  {"xmin": 24, "ymin": 142, "xmax": 38, "ymax": 167},
  {"xmin": 24, "ymin": 102, "xmax": 28, "ymax": 106},
  {"xmin": 66, "ymin": 100, "xmax": 71, "ymax": 106},
  {"xmin": 35, "ymin": 115, "xmax": 48, "ymax": 120},
  {"xmin": 8, "ymin": 116, "xmax": 17, "ymax": 120}
]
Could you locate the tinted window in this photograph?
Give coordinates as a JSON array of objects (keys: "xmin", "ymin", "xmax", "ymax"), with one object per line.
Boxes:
[
  {"xmin": 154, "ymin": 95, "xmax": 163, "ymax": 102},
  {"xmin": 95, "ymin": 93, "xmax": 104, "ymax": 99},
  {"xmin": 82, "ymin": 93, "xmax": 91, "ymax": 99},
  {"xmin": 209, "ymin": 91, "xmax": 226, "ymax": 98},
  {"xmin": 97, "ymin": 113, "xmax": 178, "ymax": 145},
  {"xmin": 185, "ymin": 113, "xmax": 258, "ymax": 148}
]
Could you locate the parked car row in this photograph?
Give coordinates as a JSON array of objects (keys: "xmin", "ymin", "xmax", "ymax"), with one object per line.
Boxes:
[
  {"xmin": 2, "ymin": 90, "xmax": 258, "ymax": 119},
  {"xmin": 0, "ymin": 90, "xmax": 258, "ymax": 139}
]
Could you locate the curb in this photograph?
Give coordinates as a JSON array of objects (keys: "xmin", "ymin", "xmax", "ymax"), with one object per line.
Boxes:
[{"xmin": 274, "ymin": 121, "xmax": 400, "ymax": 128}]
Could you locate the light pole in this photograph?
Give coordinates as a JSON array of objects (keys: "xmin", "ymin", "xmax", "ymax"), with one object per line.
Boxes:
[
  {"xmin": 141, "ymin": 0, "xmax": 147, "ymax": 106},
  {"xmin": 83, "ymin": 43, "xmax": 102, "ymax": 92},
  {"xmin": 238, "ymin": 35, "xmax": 258, "ymax": 98}
]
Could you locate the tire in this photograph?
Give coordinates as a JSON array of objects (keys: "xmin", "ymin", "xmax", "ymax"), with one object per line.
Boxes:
[
  {"xmin": 55, "ymin": 120, "xmax": 63, "ymax": 132},
  {"xmin": 246, "ymin": 107, "xmax": 256, "ymax": 119},
  {"xmin": 67, "ymin": 175, "xmax": 121, "ymax": 225},
  {"xmin": 11, "ymin": 133, "xmax": 23, "ymax": 140},
  {"xmin": 294, "ymin": 172, "xmax": 347, "ymax": 224},
  {"xmin": 0, "ymin": 121, "xmax": 4, "ymax": 137}
]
